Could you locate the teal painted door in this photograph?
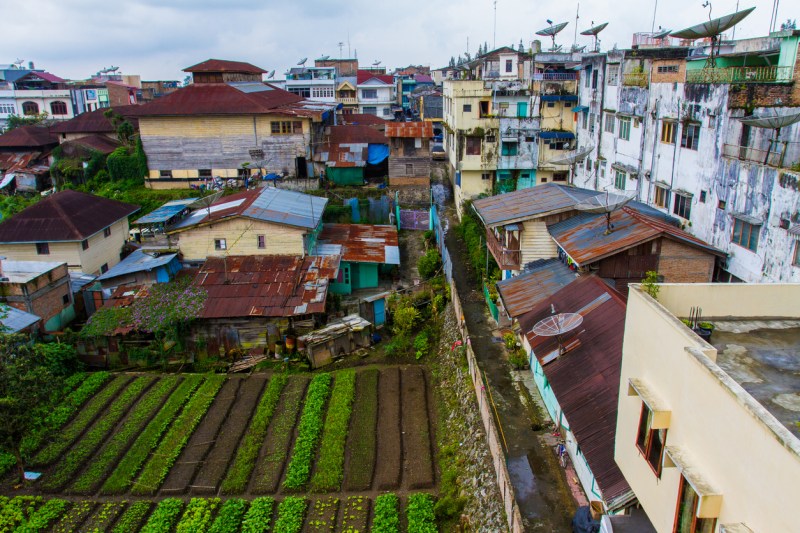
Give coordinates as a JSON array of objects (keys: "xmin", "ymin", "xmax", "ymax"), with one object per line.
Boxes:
[
  {"xmin": 517, "ymin": 101, "xmax": 528, "ymax": 117},
  {"xmin": 373, "ymin": 298, "xmax": 386, "ymax": 326}
]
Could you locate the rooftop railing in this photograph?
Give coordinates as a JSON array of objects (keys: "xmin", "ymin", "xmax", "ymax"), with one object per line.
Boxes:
[{"xmin": 686, "ymin": 65, "xmax": 793, "ymax": 84}]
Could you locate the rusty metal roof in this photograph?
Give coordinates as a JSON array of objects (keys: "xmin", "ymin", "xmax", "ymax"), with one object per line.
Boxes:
[
  {"xmin": 473, "ymin": 183, "xmax": 600, "ymax": 228},
  {"xmin": 0, "ymin": 152, "xmax": 49, "ymax": 175},
  {"xmin": 194, "ymin": 254, "xmax": 340, "ymax": 318},
  {"xmin": 549, "ymin": 207, "xmax": 725, "ymax": 266},
  {"xmin": 385, "ymin": 121, "xmax": 434, "ymax": 138},
  {"xmin": 340, "ymin": 114, "xmax": 388, "ymax": 126},
  {"xmin": 318, "ymin": 224, "xmax": 400, "ymax": 265},
  {"xmin": 183, "ymin": 59, "xmax": 266, "ymax": 74},
  {"xmin": 50, "ymin": 106, "xmax": 140, "ymax": 134},
  {"xmin": 518, "ymin": 276, "xmax": 633, "ymax": 509},
  {"xmin": 59, "ymin": 134, "xmax": 120, "ymax": 155},
  {"xmin": 496, "ymin": 259, "xmax": 576, "ymax": 319},
  {"xmin": 0, "ymin": 125, "xmax": 57, "ymax": 148},
  {"xmin": 0, "ymin": 190, "xmax": 139, "ymax": 243},
  {"xmin": 315, "ymin": 125, "xmax": 388, "ymax": 168}
]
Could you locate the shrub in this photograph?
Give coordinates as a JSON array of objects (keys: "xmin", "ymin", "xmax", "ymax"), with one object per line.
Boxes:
[
  {"xmin": 273, "ymin": 497, "xmax": 307, "ymax": 533},
  {"xmin": 502, "ymin": 332, "xmax": 516, "ymax": 349},
  {"xmin": 456, "ymin": 199, "xmax": 499, "ymax": 281},
  {"xmin": 383, "ymin": 334, "xmax": 410, "ymax": 357},
  {"xmin": 414, "ymin": 330, "xmax": 430, "ymax": 360},
  {"xmin": 310, "ymin": 370, "xmax": 356, "ymax": 492},
  {"xmin": 140, "ymin": 498, "xmax": 184, "ymax": 533},
  {"xmin": 209, "ymin": 498, "xmax": 248, "ymax": 533},
  {"xmin": 240, "ymin": 497, "xmax": 275, "ymax": 533},
  {"xmin": 392, "ymin": 305, "xmax": 419, "ymax": 337},
  {"xmin": 407, "ymin": 493, "xmax": 437, "ymax": 533},
  {"xmin": 417, "ymin": 249, "xmax": 442, "ymax": 280},
  {"xmin": 283, "ymin": 373, "xmax": 332, "ymax": 491},
  {"xmin": 509, "ymin": 350, "xmax": 529, "ymax": 370},
  {"xmin": 372, "ymin": 494, "xmax": 400, "ymax": 533},
  {"xmin": 34, "ymin": 343, "xmax": 83, "ymax": 376}
]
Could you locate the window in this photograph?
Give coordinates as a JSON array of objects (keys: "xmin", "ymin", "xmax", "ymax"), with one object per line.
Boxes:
[
  {"xmin": 362, "ymin": 106, "xmax": 377, "ymax": 115},
  {"xmin": 699, "ymin": 190, "xmax": 707, "ymax": 203},
  {"xmin": 657, "ymin": 64, "xmax": 679, "ymax": 73},
  {"xmin": 0, "ymin": 104, "xmax": 16, "ymax": 114},
  {"xmin": 636, "ymin": 403, "xmax": 667, "ymax": 476},
  {"xmin": 607, "ymin": 65, "xmax": 620, "ymax": 86},
  {"xmin": 481, "ymin": 172, "xmax": 492, "ymax": 180},
  {"xmin": 553, "ymin": 172, "xmax": 568, "ymax": 182},
  {"xmin": 661, "ymin": 121, "xmax": 677, "ymax": 144},
  {"xmin": 257, "ymin": 235, "xmax": 265, "ymax": 249},
  {"xmin": 718, "ymin": 200, "xmax": 726, "ymax": 210},
  {"xmin": 674, "ymin": 475, "xmax": 717, "ymax": 533},
  {"xmin": 681, "ymin": 123, "xmax": 700, "ymax": 150},
  {"xmin": 62, "ymin": 294, "xmax": 70, "ymax": 305},
  {"xmin": 589, "ymin": 113, "xmax": 595, "ymax": 133},
  {"xmin": 479, "ymin": 101, "xmax": 490, "ymax": 117},
  {"xmin": 361, "ymin": 89, "xmax": 378, "ymax": 99},
  {"xmin": 159, "ymin": 170, "xmax": 173, "ymax": 179},
  {"xmin": 673, "ymin": 193, "xmax": 692, "ymax": 220},
  {"xmin": 655, "ymin": 186, "xmax": 670, "ymax": 208},
  {"xmin": 100, "ymin": 263, "xmax": 109, "ymax": 274},
  {"xmin": 382, "ymin": 107, "xmax": 391, "ymax": 116},
  {"xmin": 36, "ymin": 242, "xmax": 49, "ymax": 255},
  {"xmin": 794, "ymin": 242, "xmax": 800, "ymax": 267},
  {"xmin": 214, "ymin": 238, "xmax": 227, "ymax": 250},
  {"xmin": 288, "ymin": 87, "xmax": 310, "ymax": 97},
  {"xmin": 22, "ymin": 101, "xmax": 39, "ymax": 115},
  {"xmin": 463, "ymin": 104, "xmax": 472, "ymax": 113},
  {"xmin": 547, "ymin": 101, "xmax": 556, "ymax": 108},
  {"xmin": 104, "ymin": 227, "xmax": 111, "ymax": 238},
  {"xmin": 81, "ymin": 239, "xmax": 89, "ymax": 250},
  {"xmin": 732, "ymin": 218, "xmax": 760, "ymax": 252},
  {"xmin": 337, "ymin": 264, "xmax": 350, "ymax": 284},
  {"xmin": 549, "ymin": 141, "xmax": 569, "ymax": 150},
  {"xmin": 271, "ymin": 121, "xmax": 303, "ymax": 135},
  {"xmin": 199, "ymin": 169, "xmax": 212, "ymax": 178},
  {"xmin": 615, "ymin": 170, "xmax": 626, "ymax": 190},
  {"xmin": 505, "ymin": 59, "xmax": 513, "ymax": 73},
  {"xmin": 584, "ymin": 67, "xmax": 591, "ymax": 88},
  {"xmin": 618, "ymin": 116, "xmax": 631, "ymax": 141},
  {"xmin": 604, "ymin": 114, "xmax": 615, "ymax": 134},
  {"xmin": 466, "ymin": 137, "xmax": 481, "ymax": 155},
  {"xmin": 50, "ymin": 101, "xmax": 68, "ymax": 115},
  {"xmin": 485, "ymin": 134, "xmax": 496, "ymax": 143},
  {"xmin": 501, "ymin": 142, "xmax": 518, "ymax": 156},
  {"xmin": 582, "ymin": 112, "xmax": 589, "ymax": 130},
  {"xmin": 592, "ymin": 70, "xmax": 598, "ymax": 89},
  {"xmin": 405, "ymin": 163, "xmax": 414, "ymax": 174},
  {"xmin": 311, "ymin": 87, "xmax": 334, "ymax": 98}
]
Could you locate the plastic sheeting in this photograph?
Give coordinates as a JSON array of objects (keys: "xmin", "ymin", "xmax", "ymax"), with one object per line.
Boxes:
[{"xmin": 367, "ymin": 143, "xmax": 389, "ymax": 165}]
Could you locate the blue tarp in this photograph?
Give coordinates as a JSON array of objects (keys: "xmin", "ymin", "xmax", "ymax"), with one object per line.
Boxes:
[
  {"xmin": 542, "ymin": 94, "xmax": 579, "ymax": 102},
  {"xmin": 367, "ymin": 143, "xmax": 389, "ymax": 165},
  {"xmin": 539, "ymin": 131, "xmax": 576, "ymax": 140}
]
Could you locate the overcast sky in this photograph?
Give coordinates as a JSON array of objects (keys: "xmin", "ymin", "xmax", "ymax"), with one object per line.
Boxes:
[{"xmin": 1, "ymin": 0, "xmax": 790, "ymax": 81}]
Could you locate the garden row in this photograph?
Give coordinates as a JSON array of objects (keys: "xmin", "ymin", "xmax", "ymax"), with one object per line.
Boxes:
[{"xmin": 0, "ymin": 493, "xmax": 437, "ymax": 532}]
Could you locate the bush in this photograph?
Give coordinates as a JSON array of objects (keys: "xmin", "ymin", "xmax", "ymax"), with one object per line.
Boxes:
[
  {"xmin": 175, "ymin": 498, "xmax": 220, "ymax": 533},
  {"xmin": 456, "ymin": 200, "xmax": 499, "ymax": 281},
  {"xmin": 391, "ymin": 304, "xmax": 419, "ymax": 337},
  {"xmin": 417, "ymin": 249, "xmax": 442, "ymax": 280},
  {"xmin": 509, "ymin": 350, "xmax": 529, "ymax": 370},
  {"xmin": 414, "ymin": 331, "xmax": 430, "ymax": 360},
  {"xmin": 209, "ymin": 498, "xmax": 248, "ymax": 533},
  {"xmin": 34, "ymin": 343, "xmax": 83, "ymax": 376},
  {"xmin": 383, "ymin": 334, "xmax": 410, "ymax": 357}
]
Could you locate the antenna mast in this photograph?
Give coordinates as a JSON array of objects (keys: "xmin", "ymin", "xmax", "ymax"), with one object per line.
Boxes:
[
  {"xmin": 493, "ymin": 0, "xmax": 498, "ymax": 50},
  {"xmin": 574, "ymin": 3, "xmax": 580, "ymax": 49},
  {"xmin": 651, "ymin": 0, "xmax": 658, "ymax": 34}
]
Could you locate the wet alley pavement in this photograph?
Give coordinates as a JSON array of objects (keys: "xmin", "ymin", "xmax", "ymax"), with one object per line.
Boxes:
[{"xmin": 435, "ymin": 182, "xmax": 576, "ymax": 531}]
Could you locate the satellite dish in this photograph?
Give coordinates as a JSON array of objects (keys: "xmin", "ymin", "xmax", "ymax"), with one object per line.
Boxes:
[
  {"xmin": 571, "ymin": 44, "xmax": 587, "ymax": 53},
  {"xmin": 267, "ymin": 70, "xmax": 275, "ymax": 79},
  {"xmin": 546, "ymin": 145, "xmax": 595, "ymax": 166},
  {"xmin": 651, "ymin": 28, "xmax": 672, "ymax": 40},
  {"xmin": 671, "ymin": 6, "xmax": 755, "ymax": 66},
  {"xmin": 189, "ymin": 190, "xmax": 224, "ymax": 210},
  {"xmin": 318, "ymin": 55, "xmax": 330, "ymax": 61},
  {"xmin": 575, "ymin": 190, "xmax": 635, "ymax": 234},
  {"xmin": 297, "ymin": 57, "xmax": 308, "ymax": 66},
  {"xmin": 372, "ymin": 60, "xmax": 382, "ymax": 66},
  {"xmin": 536, "ymin": 21, "xmax": 569, "ymax": 50},
  {"xmin": 737, "ymin": 110, "xmax": 800, "ymax": 165},
  {"xmin": 580, "ymin": 22, "xmax": 609, "ymax": 52},
  {"xmin": 532, "ymin": 312, "xmax": 584, "ymax": 355}
]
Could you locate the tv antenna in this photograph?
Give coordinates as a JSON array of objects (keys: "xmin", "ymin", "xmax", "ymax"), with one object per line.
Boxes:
[
  {"xmin": 531, "ymin": 310, "xmax": 584, "ymax": 355},
  {"xmin": 536, "ymin": 20, "xmax": 569, "ymax": 51},
  {"xmin": 575, "ymin": 190, "xmax": 635, "ymax": 234},
  {"xmin": 670, "ymin": 6, "xmax": 755, "ymax": 67},
  {"xmin": 580, "ymin": 21, "xmax": 609, "ymax": 52},
  {"xmin": 737, "ymin": 110, "xmax": 800, "ymax": 166}
]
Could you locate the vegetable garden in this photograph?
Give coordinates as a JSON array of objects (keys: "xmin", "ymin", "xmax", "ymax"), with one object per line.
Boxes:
[{"xmin": 0, "ymin": 366, "xmax": 439, "ymax": 532}]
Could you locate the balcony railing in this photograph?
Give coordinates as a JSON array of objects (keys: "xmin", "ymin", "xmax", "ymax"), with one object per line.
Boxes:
[
  {"xmin": 686, "ymin": 66, "xmax": 793, "ymax": 84},
  {"xmin": 722, "ymin": 143, "xmax": 797, "ymax": 168},
  {"xmin": 622, "ymin": 72, "xmax": 649, "ymax": 87},
  {"xmin": 485, "ymin": 228, "xmax": 521, "ymax": 270},
  {"xmin": 337, "ymin": 97, "xmax": 357, "ymax": 105},
  {"xmin": 533, "ymin": 72, "xmax": 578, "ymax": 81}
]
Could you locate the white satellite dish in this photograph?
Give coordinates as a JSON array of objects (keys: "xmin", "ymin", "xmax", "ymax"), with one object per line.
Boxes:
[
  {"xmin": 575, "ymin": 190, "xmax": 635, "ymax": 234},
  {"xmin": 737, "ymin": 110, "xmax": 800, "ymax": 165},
  {"xmin": 267, "ymin": 70, "xmax": 275, "ymax": 79},
  {"xmin": 671, "ymin": 6, "xmax": 755, "ymax": 67},
  {"xmin": 297, "ymin": 57, "xmax": 308, "ymax": 66},
  {"xmin": 536, "ymin": 21, "xmax": 569, "ymax": 50},
  {"xmin": 580, "ymin": 22, "xmax": 609, "ymax": 52},
  {"xmin": 546, "ymin": 145, "xmax": 595, "ymax": 166},
  {"xmin": 531, "ymin": 311, "xmax": 584, "ymax": 355}
]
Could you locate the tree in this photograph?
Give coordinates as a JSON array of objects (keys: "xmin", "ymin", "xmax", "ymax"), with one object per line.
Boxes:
[
  {"xmin": 4, "ymin": 113, "xmax": 50, "ymax": 131},
  {"xmin": 0, "ymin": 335, "xmax": 61, "ymax": 484}
]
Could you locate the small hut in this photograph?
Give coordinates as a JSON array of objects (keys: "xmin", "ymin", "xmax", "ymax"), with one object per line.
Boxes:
[{"xmin": 298, "ymin": 314, "xmax": 371, "ymax": 368}]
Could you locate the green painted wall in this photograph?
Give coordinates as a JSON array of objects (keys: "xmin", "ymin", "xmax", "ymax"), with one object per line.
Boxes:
[
  {"xmin": 352, "ymin": 263, "xmax": 379, "ymax": 290},
  {"xmin": 328, "ymin": 167, "xmax": 364, "ymax": 186},
  {"xmin": 329, "ymin": 262, "xmax": 352, "ymax": 295}
]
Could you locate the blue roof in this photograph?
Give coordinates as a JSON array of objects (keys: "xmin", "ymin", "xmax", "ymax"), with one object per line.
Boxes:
[
  {"xmin": 96, "ymin": 249, "xmax": 179, "ymax": 281},
  {"xmin": 539, "ymin": 131, "xmax": 576, "ymax": 140},
  {"xmin": 0, "ymin": 306, "xmax": 40, "ymax": 333},
  {"xmin": 134, "ymin": 198, "xmax": 198, "ymax": 225},
  {"xmin": 541, "ymin": 94, "xmax": 579, "ymax": 102},
  {"xmin": 243, "ymin": 187, "xmax": 327, "ymax": 229}
]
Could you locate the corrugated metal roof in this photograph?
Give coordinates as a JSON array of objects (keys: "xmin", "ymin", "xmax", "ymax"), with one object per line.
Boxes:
[
  {"xmin": 134, "ymin": 198, "xmax": 198, "ymax": 225},
  {"xmin": 315, "ymin": 125, "xmax": 387, "ymax": 168},
  {"xmin": 340, "ymin": 114, "xmax": 388, "ymax": 126},
  {"xmin": 60, "ymin": 134, "xmax": 120, "ymax": 155},
  {"xmin": 317, "ymin": 224, "xmax": 400, "ymax": 264},
  {"xmin": 518, "ymin": 276, "xmax": 632, "ymax": 508},
  {"xmin": 496, "ymin": 259, "xmax": 576, "ymax": 319},
  {"xmin": 0, "ymin": 190, "xmax": 139, "ymax": 243},
  {"xmin": 183, "ymin": 59, "xmax": 266, "ymax": 74},
  {"xmin": 299, "ymin": 314, "xmax": 371, "ymax": 345},
  {"xmin": 96, "ymin": 249, "xmax": 178, "ymax": 281},
  {"xmin": 243, "ymin": 188, "xmax": 327, "ymax": 229},
  {"xmin": 194, "ymin": 254, "xmax": 340, "ymax": 318},
  {"xmin": 0, "ymin": 306, "xmax": 40, "ymax": 333},
  {"xmin": 69, "ymin": 271, "xmax": 97, "ymax": 292},
  {"xmin": 0, "ymin": 125, "xmax": 57, "ymax": 148},
  {"xmin": 0, "ymin": 152, "xmax": 49, "ymax": 175},
  {"xmin": 50, "ymin": 106, "xmax": 140, "ymax": 134},
  {"xmin": 549, "ymin": 207, "xmax": 725, "ymax": 265},
  {"xmin": 473, "ymin": 183, "xmax": 600, "ymax": 227},
  {"xmin": 385, "ymin": 122, "xmax": 434, "ymax": 138}
]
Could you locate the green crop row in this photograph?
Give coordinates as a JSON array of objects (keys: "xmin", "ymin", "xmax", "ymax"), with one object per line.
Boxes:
[
  {"xmin": 79, "ymin": 501, "xmax": 125, "ymax": 533},
  {"xmin": 40, "ymin": 376, "xmax": 154, "ymax": 491},
  {"xmin": 111, "ymin": 501, "xmax": 151, "ymax": 533},
  {"xmin": 273, "ymin": 497, "xmax": 307, "ymax": 533},
  {"xmin": 14, "ymin": 498, "xmax": 68, "ymax": 533},
  {"xmin": 221, "ymin": 374, "xmax": 288, "ymax": 493},
  {"xmin": 282, "ymin": 373, "xmax": 332, "ymax": 491},
  {"xmin": 140, "ymin": 498, "xmax": 184, "ymax": 533},
  {"xmin": 132, "ymin": 375, "xmax": 226, "ymax": 495},
  {"xmin": 240, "ymin": 497, "xmax": 274, "ymax": 533},
  {"xmin": 101, "ymin": 375, "xmax": 204, "ymax": 494},
  {"xmin": 32, "ymin": 374, "xmax": 129, "ymax": 465},
  {"xmin": 51, "ymin": 500, "xmax": 93, "ymax": 533},
  {"xmin": 344, "ymin": 369, "xmax": 378, "ymax": 491},
  {"xmin": 310, "ymin": 371, "xmax": 356, "ymax": 492},
  {"xmin": 70, "ymin": 376, "xmax": 179, "ymax": 493},
  {"xmin": 407, "ymin": 493, "xmax": 437, "ymax": 533},
  {"xmin": 0, "ymin": 496, "xmax": 41, "ymax": 532},
  {"xmin": 208, "ymin": 498, "xmax": 248, "ymax": 533},
  {"xmin": 372, "ymin": 494, "xmax": 400, "ymax": 533},
  {"xmin": 176, "ymin": 497, "xmax": 220, "ymax": 533}
]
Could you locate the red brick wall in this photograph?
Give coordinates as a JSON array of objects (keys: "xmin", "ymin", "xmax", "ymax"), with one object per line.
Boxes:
[
  {"xmin": 1, "ymin": 264, "xmax": 71, "ymax": 326},
  {"xmin": 728, "ymin": 42, "xmax": 800, "ymax": 108},
  {"xmin": 657, "ymin": 238, "xmax": 716, "ymax": 283}
]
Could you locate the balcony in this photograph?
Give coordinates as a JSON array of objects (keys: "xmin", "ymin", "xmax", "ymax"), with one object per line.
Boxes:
[
  {"xmin": 722, "ymin": 143, "xmax": 798, "ymax": 168},
  {"xmin": 686, "ymin": 66, "xmax": 793, "ymax": 84},
  {"xmin": 337, "ymin": 97, "xmax": 358, "ymax": 105},
  {"xmin": 622, "ymin": 72, "xmax": 649, "ymax": 87},
  {"xmin": 485, "ymin": 228, "xmax": 521, "ymax": 270}
]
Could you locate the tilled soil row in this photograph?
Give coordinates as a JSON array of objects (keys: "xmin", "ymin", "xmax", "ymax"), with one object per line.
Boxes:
[
  {"xmin": 342, "ymin": 369, "xmax": 379, "ymax": 492},
  {"xmin": 373, "ymin": 367, "xmax": 402, "ymax": 490},
  {"xmin": 191, "ymin": 375, "xmax": 268, "ymax": 495},
  {"xmin": 160, "ymin": 378, "xmax": 241, "ymax": 495},
  {"xmin": 400, "ymin": 367, "xmax": 435, "ymax": 490}
]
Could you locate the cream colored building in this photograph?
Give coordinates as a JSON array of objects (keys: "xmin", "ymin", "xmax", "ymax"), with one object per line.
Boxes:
[{"xmin": 617, "ymin": 283, "xmax": 800, "ymax": 533}]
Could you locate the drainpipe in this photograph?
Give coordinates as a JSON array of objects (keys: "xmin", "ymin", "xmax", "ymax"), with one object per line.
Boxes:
[
  {"xmin": 596, "ymin": 56, "xmax": 607, "ymax": 192},
  {"xmin": 669, "ymin": 98, "xmax": 682, "ymax": 197},
  {"xmin": 635, "ymin": 63, "xmax": 652, "ymax": 201},
  {"xmin": 647, "ymin": 98, "xmax": 661, "ymax": 205}
]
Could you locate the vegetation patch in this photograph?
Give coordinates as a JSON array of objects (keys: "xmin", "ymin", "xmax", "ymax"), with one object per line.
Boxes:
[
  {"xmin": 208, "ymin": 498, "xmax": 248, "ymax": 533},
  {"xmin": 111, "ymin": 501, "xmax": 151, "ymax": 533},
  {"xmin": 310, "ymin": 370, "xmax": 356, "ymax": 492},
  {"xmin": 273, "ymin": 497, "xmax": 307, "ymax": 533},
  {"xmin": 240, "ymin": 497, "xmax": 275, "ymax": 533},
  {"xmin": 175, "ymin": 497, "xmax": 220, "ymax": 533},
  {"xmin": 344, "ymin": 369, "xmax": 379, "ymax": 491},
  {"xmin": 140, "ymin": 498, "xmax": 184, "ymax": 533},
  {"xmin": 407, "ymin": 493, "xmax": 437, "ymax": 533},
  {"xmin": 372, "ymin": 493, "xmax": 400, "ymax": 533},
  {"xmin": 14, "ymin": 498, "xmax": 68, "ymax": 533}
]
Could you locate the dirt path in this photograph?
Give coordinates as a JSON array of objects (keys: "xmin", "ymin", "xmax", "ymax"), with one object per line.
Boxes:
[{"xmin": 441, "ymin": 191, "xmax": 575, "ymax": 531}]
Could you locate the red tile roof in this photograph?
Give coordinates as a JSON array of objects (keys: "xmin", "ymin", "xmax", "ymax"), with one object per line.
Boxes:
[
  {"xmin": 0, "ymin": 190, "xmax": 139, "ymax": 243},
  {"xmin": 385, "ymin": 121, "xmax": 434, "ymax": 138},
  {"xmin": 50, "ymin": 106, "xmax": 140, "ymax": 134},
  {"xmin": 0, "ymin": 126, "xmax": 58, "ymax": 148},
  {"xmin": 183, "ymin": 59, "xmax": 266, "ymax": 74},
  {"xmin": 518, "ymin": 276, "xmax": 633, "ymax": 509},
  {"xmin": 318, "ymin": 224, "xmax": 399, "ymax": 264},
  {"xmin": 194, "ymin": 255, "xmax": 340, "ymax": 318},
  {"xmin": 356, "ymin": 70, "xmax": 394, "ymax": 85}
]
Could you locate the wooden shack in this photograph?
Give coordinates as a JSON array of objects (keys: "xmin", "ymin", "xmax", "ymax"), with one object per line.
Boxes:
[{"xmin": 298, "ymin": 314, "xmax": 371, "ymax": 368}]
